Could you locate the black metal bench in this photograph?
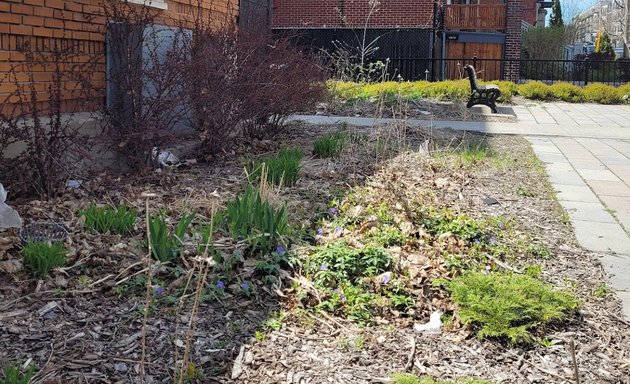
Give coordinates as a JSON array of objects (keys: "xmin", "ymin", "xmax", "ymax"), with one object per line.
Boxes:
[{"xmin": 464, "ymin": 65, "xmax": 500, "ymax": 113}]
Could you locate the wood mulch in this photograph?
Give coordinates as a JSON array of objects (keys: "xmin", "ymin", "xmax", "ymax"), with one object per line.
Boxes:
[{"xmin": 1, "ymin": 124, "xmax": 628, "ymax": 383}]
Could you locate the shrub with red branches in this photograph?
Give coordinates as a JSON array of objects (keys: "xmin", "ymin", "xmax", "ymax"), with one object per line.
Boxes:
[
  {"xmin": 177, "ymin": 7, "xmax": 326, "ymax": 151},
  {"xmin": 0, "ymin": 44, "xmax": 99, "ymax": 198},
  {"xmin": 103, "ymin": 0, "xmax": 189, "ymax": 168}
]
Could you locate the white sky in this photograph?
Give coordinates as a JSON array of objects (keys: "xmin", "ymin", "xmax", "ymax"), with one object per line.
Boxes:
[{"xmin": 561, "ymin": 0, "xmax": 599, "ymax": 19}]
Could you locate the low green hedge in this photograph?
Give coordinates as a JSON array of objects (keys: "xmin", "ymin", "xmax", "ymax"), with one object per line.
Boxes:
[{"xmin": 329, "ymin": 80, "xmax": 630, "ymax": 105}]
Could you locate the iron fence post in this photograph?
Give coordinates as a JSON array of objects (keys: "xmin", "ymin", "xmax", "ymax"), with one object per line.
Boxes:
[{"xmin": 584, "ymin": 57, "xmax": 589, "ymax": 86}]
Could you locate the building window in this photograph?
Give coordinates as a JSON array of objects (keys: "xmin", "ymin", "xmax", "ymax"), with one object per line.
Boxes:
[{"xmin": 127, "ymin": 0, "xmax": 168, "ymax": 10}]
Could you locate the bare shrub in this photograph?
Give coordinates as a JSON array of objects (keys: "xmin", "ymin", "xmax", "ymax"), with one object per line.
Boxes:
[
  {"xmin": 177, "ymin": 4, "xmax": 326, "ymax": 151},
  {"xmin": 101, "ymin": 0, "xmax": 324, "ymax": 163},
  {"xmin": 177, "ymin": 13, "xmax": 244, "ymax": 154},
  {"xmin": 239, "ymin": 29, "xmax": 327, "ymax": 139},
  {"xmin": 103, "ymin": 0, "xmax": 188, "ymax": 168},
  {"xmin": 0, "ymin": 44, "xmax": 99, "ymax": 198}
]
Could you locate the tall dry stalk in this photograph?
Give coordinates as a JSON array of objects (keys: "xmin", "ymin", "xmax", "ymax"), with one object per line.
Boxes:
[
  {"xmin": 140, "ymin": 198, "xmax": 154, "ymax": 382},
  {"xmin": 176, "ymin": 203, "xmax": 215, "ymax": 384},
  {"xmin": 358, "ymin": 0, "xmax": 381, "ymax": 79}
]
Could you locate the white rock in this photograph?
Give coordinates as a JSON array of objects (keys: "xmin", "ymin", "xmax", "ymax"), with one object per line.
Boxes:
[
  {"xmin": 66, "ymin": 180, "xmax": 82, "ymax": 189},
  {"xmin": 414, "ymin": 311, "xmax": 442, "ymax": 333},
  {"xmin": 152, "ymin": 148, "xmax": 180, "ymax": 168},
  {"xmin": 0, "ymin": 183, "xmax": 22, "ymax": 229}
]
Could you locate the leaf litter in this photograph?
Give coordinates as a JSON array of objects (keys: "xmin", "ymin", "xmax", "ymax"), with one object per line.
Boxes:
[{"xmin": 0, "ymin": 123, "xmax": 628, "ymax": 383}]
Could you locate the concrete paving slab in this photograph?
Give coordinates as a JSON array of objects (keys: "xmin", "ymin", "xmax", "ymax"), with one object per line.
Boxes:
[
  {"xmin": 553, "ymin": 184, "xmax": 600, "ymax": 203},
  {"xmin": 561, "ymin": 201, "xmax": 618, "ymax": 224},
  {"xmin": 596, "ymin": 253, "xmax": 630, "ymax": 291},
  {"xmin": 598, "ymin": 195, "xmax": 630, "ymax": 232},
  {"xmin": 533, "ymin": 146, "xmax": 564, "ymax": 155},
  {"xmin": 571, "ymin": 220, "xmax": 630, "ymax": 255},
  {"xmin": 569, "ymin": 161, "xmax": 608, "ymax": 171},
  {"xmin": 577, "ymin": 169, "xmax": 621, "ymax": 182},
  {"xmin": 599, "ymin": 195, "xmax": 630, "ymax": 213},
  {"xmin": 616, "ymin": 292, "xmax": 630, "ymax": 318},
  {"xmin": 557, "ymin": 148, "xmax": 599, "ymax": 159},
  {"xmin": 587, "ymin": 180, "xmax": 630, "ymax": 197},
  {"xmin": 607, "ymin": 165, "xmax": 630, "ymax": 185},
  {"xmin": 595, "ymin": 156, "xmax": 630, "ymax": 165},
  {"xmin": 602, "ymin": 139, "xmax": 630, "ymax": 154},
  {"xmin": 547, "ymin": 170, "xmax": 587, "ymax": 186},
  {"xmin": 536, "ymin": 152, "xmax": 569, "ymax": 163}
]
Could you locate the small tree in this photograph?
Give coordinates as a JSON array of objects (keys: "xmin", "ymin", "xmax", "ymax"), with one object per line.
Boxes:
[
  {"xmin": 522, "ymin": 25, "xmax": 575, "ymax": 60},
  {"xmin": 549, "ymin": 0, "xmax": 564, "ymax": 28},
  {"xmin": 598, "ymin": 32, "xmax": 616, "ymax": 58}
]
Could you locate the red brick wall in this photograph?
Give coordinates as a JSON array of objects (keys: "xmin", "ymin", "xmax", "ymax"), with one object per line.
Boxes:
[
  {"xmin": 522, "ymin": 0, "xmax": 538, "ymax": 26},
  {"xmin": 0, "ymin": 0, "xmax": 237, "ymax": 114},
  {"xmin": 504, "ymin": 0, "xmax": 523, "ymax": 81},
  {"xmin": 272, "ymin": 0, "xmax": 434, "ymax": 29}
]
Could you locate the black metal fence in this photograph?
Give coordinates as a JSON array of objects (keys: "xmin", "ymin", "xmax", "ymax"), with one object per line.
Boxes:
[
  {"xmin": 317, "ymin": 54, "xmax": 629, "ymax": 85},
  {"xmin": 435, "ymin": 57, "xmax": 630, "ymax": 85},
  {"xmin": 279, "ymin": 28, "xmax": 434, "ymax": 81},
  {"xmin": 279, "ymin": 28, "xmax": 629, "ymax": 85}
]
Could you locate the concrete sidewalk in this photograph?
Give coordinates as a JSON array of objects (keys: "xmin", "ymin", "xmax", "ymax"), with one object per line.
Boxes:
[
  {"xmin": 292, "ymin": 101, "xmax": 630, "ymax": 317},
  {"xmin": 526, "ymin": 136, "xmax": 630, "ymax": 317},
  {"xmin": 290, "ymin": 114, "xmax": 630, "ymax": 140}
]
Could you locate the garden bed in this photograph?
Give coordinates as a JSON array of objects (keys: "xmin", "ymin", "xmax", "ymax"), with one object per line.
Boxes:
[
  {"xmin": 0, "ymin": 123, "xmax": 628, "ymax": 383},
  {"xmin": 327, "ymin": 80, "xmax": 630, "ymax": 110}
]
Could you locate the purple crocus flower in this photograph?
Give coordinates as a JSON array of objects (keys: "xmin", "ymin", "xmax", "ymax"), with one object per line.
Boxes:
[
  {"xmin": 334, "ymin": 226, "xmax": 343, "ymax": 234},
  {"xmin": 474, "ymin": 239, "xmax": 481, "ymax": 245},
  {"xmin": 381, "ymin": 272, "xmax": 391, "ymax": 285},
  {"xmin": 498, "ymin": 220, "xmax": 504, "ymax": 229},
  {"xmin": 155, "ymin": 286, "xmax": 165, "ymax": 296},
  {"xmin": 328, "ymin": 208, "xmax": 338, "ymax": 216},
  {"xmin": 320, "ymin": 263, "xmax": 328, "ymax": 271},
  {"xmin": 489, "ymin": 237, "xmax": 496, "ymax": 245},
  {"xmin": 241, "ymin": 281, "xmax": 250, "ymax": 290},
  {"xmin": 317, "ymin": 228, "xmax": 324, "ymax": 235},
  {"xmin": 341, "ymin": 294, "xmax": 347, "ymax": 303},
  {"xmin": 217, "ymin": 281, "xmax": 226, "ymax": 289},
  {"xmin": 333, "ymin": 288, "xmax": 340, "ymax": 294},
  {"xmin": 275, "ymin": 246, "xmax": 286, "ymax": 255}
]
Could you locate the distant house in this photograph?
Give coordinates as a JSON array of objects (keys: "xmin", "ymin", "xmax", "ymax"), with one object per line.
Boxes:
[
  {"xmin": 573, "ymin": 0, "xmax": 626, "ymax": 55},
  {"xmin": 0, "ymin": 0, "xmax": 238, "ymax": 114},
  {"xmin": 272, "ymin": 0, "xmax": 526, "ymax": 81}
]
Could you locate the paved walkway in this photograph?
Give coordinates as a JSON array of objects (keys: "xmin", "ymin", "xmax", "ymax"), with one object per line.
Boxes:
[
  {"xmin": 292, "ymin": 101, "xmax": 630, "ymax": 317},
  {"xmin": 292, "ymin": 102, "xmax": 630, "ymax": 140},
  {"xmin": 527, "ymin": 136, "xmax": 630, "ymax": 316}
]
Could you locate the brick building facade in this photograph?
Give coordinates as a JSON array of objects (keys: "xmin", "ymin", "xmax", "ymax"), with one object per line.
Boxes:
[
  {"xmin": 272, "ymin": 0, "xmax": 434, "ymax": 29},
  {"xmin": 522, "ymin": 0, "xmax": 541, "ymax": 26},
  {"xmin": 0, "ymin": 0, "xmax": 237, "ymax": 113},
  {"xmin": 504, "ymin": 0, "xmax": 524, "ymax": 80}
]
